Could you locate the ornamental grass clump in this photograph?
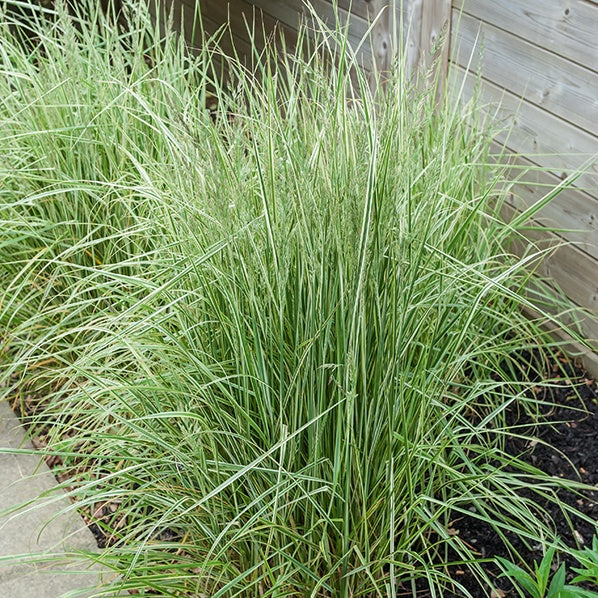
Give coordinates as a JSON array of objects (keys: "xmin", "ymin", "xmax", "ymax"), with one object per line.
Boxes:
[{"xmin": 0, "ymin": 2, "xmax": 591, "ymax": 596}]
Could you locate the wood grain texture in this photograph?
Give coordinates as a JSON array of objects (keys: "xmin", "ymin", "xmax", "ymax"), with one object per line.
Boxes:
[
  {"xmin": 450, "ymin": 59, "xmax": 597, "ymax": 371},
  {"xmin": 495, "ymin": 153, "xmax": 598, "ymax": 372},
  {"xmin": 388, "ymin": 0, "xmax": 411, "ymax": 48},
  {"xmin": 160, "ymin": 1, "xmax": 401, "ymax": 74},
  {"xmin": 419, "ymin": 0, "xmax": 451, "ymax": 71},
  {"xmin": 493, "ymin": 142, "xmax": 598, "ymax": 259},
  {"xmin": 508, "ymin": 228, "xmax": 598, "ymax": 332},
  {"xmin": 502, "ymin": 204, "xmax": 598, "ymax": 353},
  {"xmin": 405, "ymin": 0, "xmax": 423, "ymax": 77},
  {"xmin": 157, "ymin": 0, "xmax": 298, "ymax": 68},
  {"xmin": 204, "ymin": 0, "xmax": 297, "ymax": 51},
  {"xmin": 337, "ymin": 0, "xmax": 375, "ymax": 20},
  {"xmin": 365, "ymin": 0, "xmax": 392, "ymax": 79},
  {"xmin": 520, "ymin": 299, "xmax": 598, "ymax": 375},
  {"xmin": 449, "ymin": 1, "xmax": 598, "ymax": 371},
  {"xmin": 403, "ymin": 0, "xmax": 451, "ymax": 85},
  {"xmin": 454, "ymin": 0, "xmax": 598, "ymax": 68},
  {"xmin": 452, "ymin": 65, "xmax": 598, "ymax": 195},
  {"xmin": 419, "ymin": 0, "xmax": 451, "ymax": 99},
  {"xmin": 249, "ymin": 0, "xmax": 373, "ymax": 67},
  {"xmin": 452, "ymin": 10, "xmax": 598, "ymax": 135}
]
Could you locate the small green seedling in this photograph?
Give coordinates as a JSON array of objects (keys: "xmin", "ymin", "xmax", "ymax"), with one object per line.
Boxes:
[
  {"xmin": 571, "ymin": 535, "xmax": 598, "ymax": 587},
  {"xmin": 497, "ymin": 545, "xmax": 598, "ymax": 598}
]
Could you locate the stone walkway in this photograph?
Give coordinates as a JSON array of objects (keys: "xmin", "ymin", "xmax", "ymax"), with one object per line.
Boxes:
[{"xmin": 0, "ymin": 399, "xmax": 115, "ymax": 597}]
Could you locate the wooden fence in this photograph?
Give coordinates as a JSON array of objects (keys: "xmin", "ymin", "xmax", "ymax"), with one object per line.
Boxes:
[
  {"xmin": 158, "ymin": 0, "xmax": 598, "ymax": 373},
  {"xmin": 449, "ymin": 0, "xmax": 598, "ymax": 375}
]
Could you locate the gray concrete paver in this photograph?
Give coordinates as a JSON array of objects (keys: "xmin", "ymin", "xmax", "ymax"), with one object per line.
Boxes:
[{"xmin": 0, "ymin": 399, "xmax": 116, "ymax": 597}]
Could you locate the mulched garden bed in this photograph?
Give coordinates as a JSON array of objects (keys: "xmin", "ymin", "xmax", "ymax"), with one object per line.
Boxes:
[
  {"xmin": 8, "ymin": 356, "xmax": 598, "ymax": 596},
  {"xmin": 435, "ymin": 360, "xmax": 598, "ymax": 597}
]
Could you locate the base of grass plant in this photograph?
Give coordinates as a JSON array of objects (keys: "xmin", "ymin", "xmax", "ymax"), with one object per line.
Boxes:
[
  {"xmin": 397, "ymin": 366, "xmax": 598, "ymax": 597},
  {"xmin": 1, "ymin": 1, "xmax": 596, "ymax": 596},
  {"xmin": 8, "ymin": 353, "xmax": 597, "ymax": 598}
]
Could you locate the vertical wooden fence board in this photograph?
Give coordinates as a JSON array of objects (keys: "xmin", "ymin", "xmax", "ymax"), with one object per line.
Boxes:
[
  {"xmin": 405, "ymin": 0, "xmax": 423, "ymax": 77},
  {"xmin": 400, "ymin": 0, "xmax": 452, "ymax": 91},
  {"xmin": 365, "ymin": 0, "xmax": 392, "ymax": 80},
  {"xmin": 419, "ymin": 0, "xmax": 451, "ymax": 75}
]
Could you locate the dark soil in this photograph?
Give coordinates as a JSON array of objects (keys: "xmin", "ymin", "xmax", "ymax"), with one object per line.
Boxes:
[
  {"xmin": 434, "ymin": 361, "xmax": 598, "ymax": 597},
  {"xmin": 8, "ymin": 358, "xmax": 598, "ymax": 596}
]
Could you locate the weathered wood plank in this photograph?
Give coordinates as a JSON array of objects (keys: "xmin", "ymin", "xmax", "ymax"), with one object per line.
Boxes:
[
  {"xmin": 160, "ymin": 0, "xmax": 299, "ymax": 69},
  {"xmin": 419, "ymin": 0, "xmax": 451, "ymax": 71},
  {"xmin": 509, "ymin": 230, "xmax": 598, "ymax": 331},
  {"xmin": 336, "ymin": 0, "xmax": 375, "ymax": 20},
  {"xmin": 364, "ymin": 0, "xmax": 392, "ymax": 80},
  {"xmin": 203, "ymin": 0, "xmax": 297, "ymax": 49},
  {"xmin": 451, "ymin": 65, "xmax": 598, "ymax": 195},
  {"xmin": 336, "ymin": 0, "xmax": 408, "ymax": 45},
  {"xmin": 249, "ymin": 0, "xmax": 373, "ymax": 67},
  {"xmin": 501, "ymin": 204, "xmax": 598, "ymax": 349},
  {"xmin": 520, "ymin": 297, "xmax": 598, "ymax": 376},
  {"xmin": 452, "ymin": 11, "xmax": 598, "ymax": 135},
  {"xmin": 450, "ymin": 64, "xmax": 598, "ymax": 370},
  {"xmin": 388, "ymin": 0, "xmax": 411, "ymax": 49},
  {"xmin": 454, "ymin": 0, "xmax": 598, "ymax": 68},
  {"xmin": 493, "ymin": 142, "xmax": 598, "ymax": 259},
  {"xmin": 419, "ymin": 0, "xmax": 451, "ymax": 98},
  {"xmin": 161, "ymin": 1, "xmax": 395, "ymax": 77},
  {"xmin": 401, "ymin": 0, "xmax": 452, "ymax": 87},
  {"xmin": 405, "ymin": 0, "xmax": 423, "ymax": 77}
]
